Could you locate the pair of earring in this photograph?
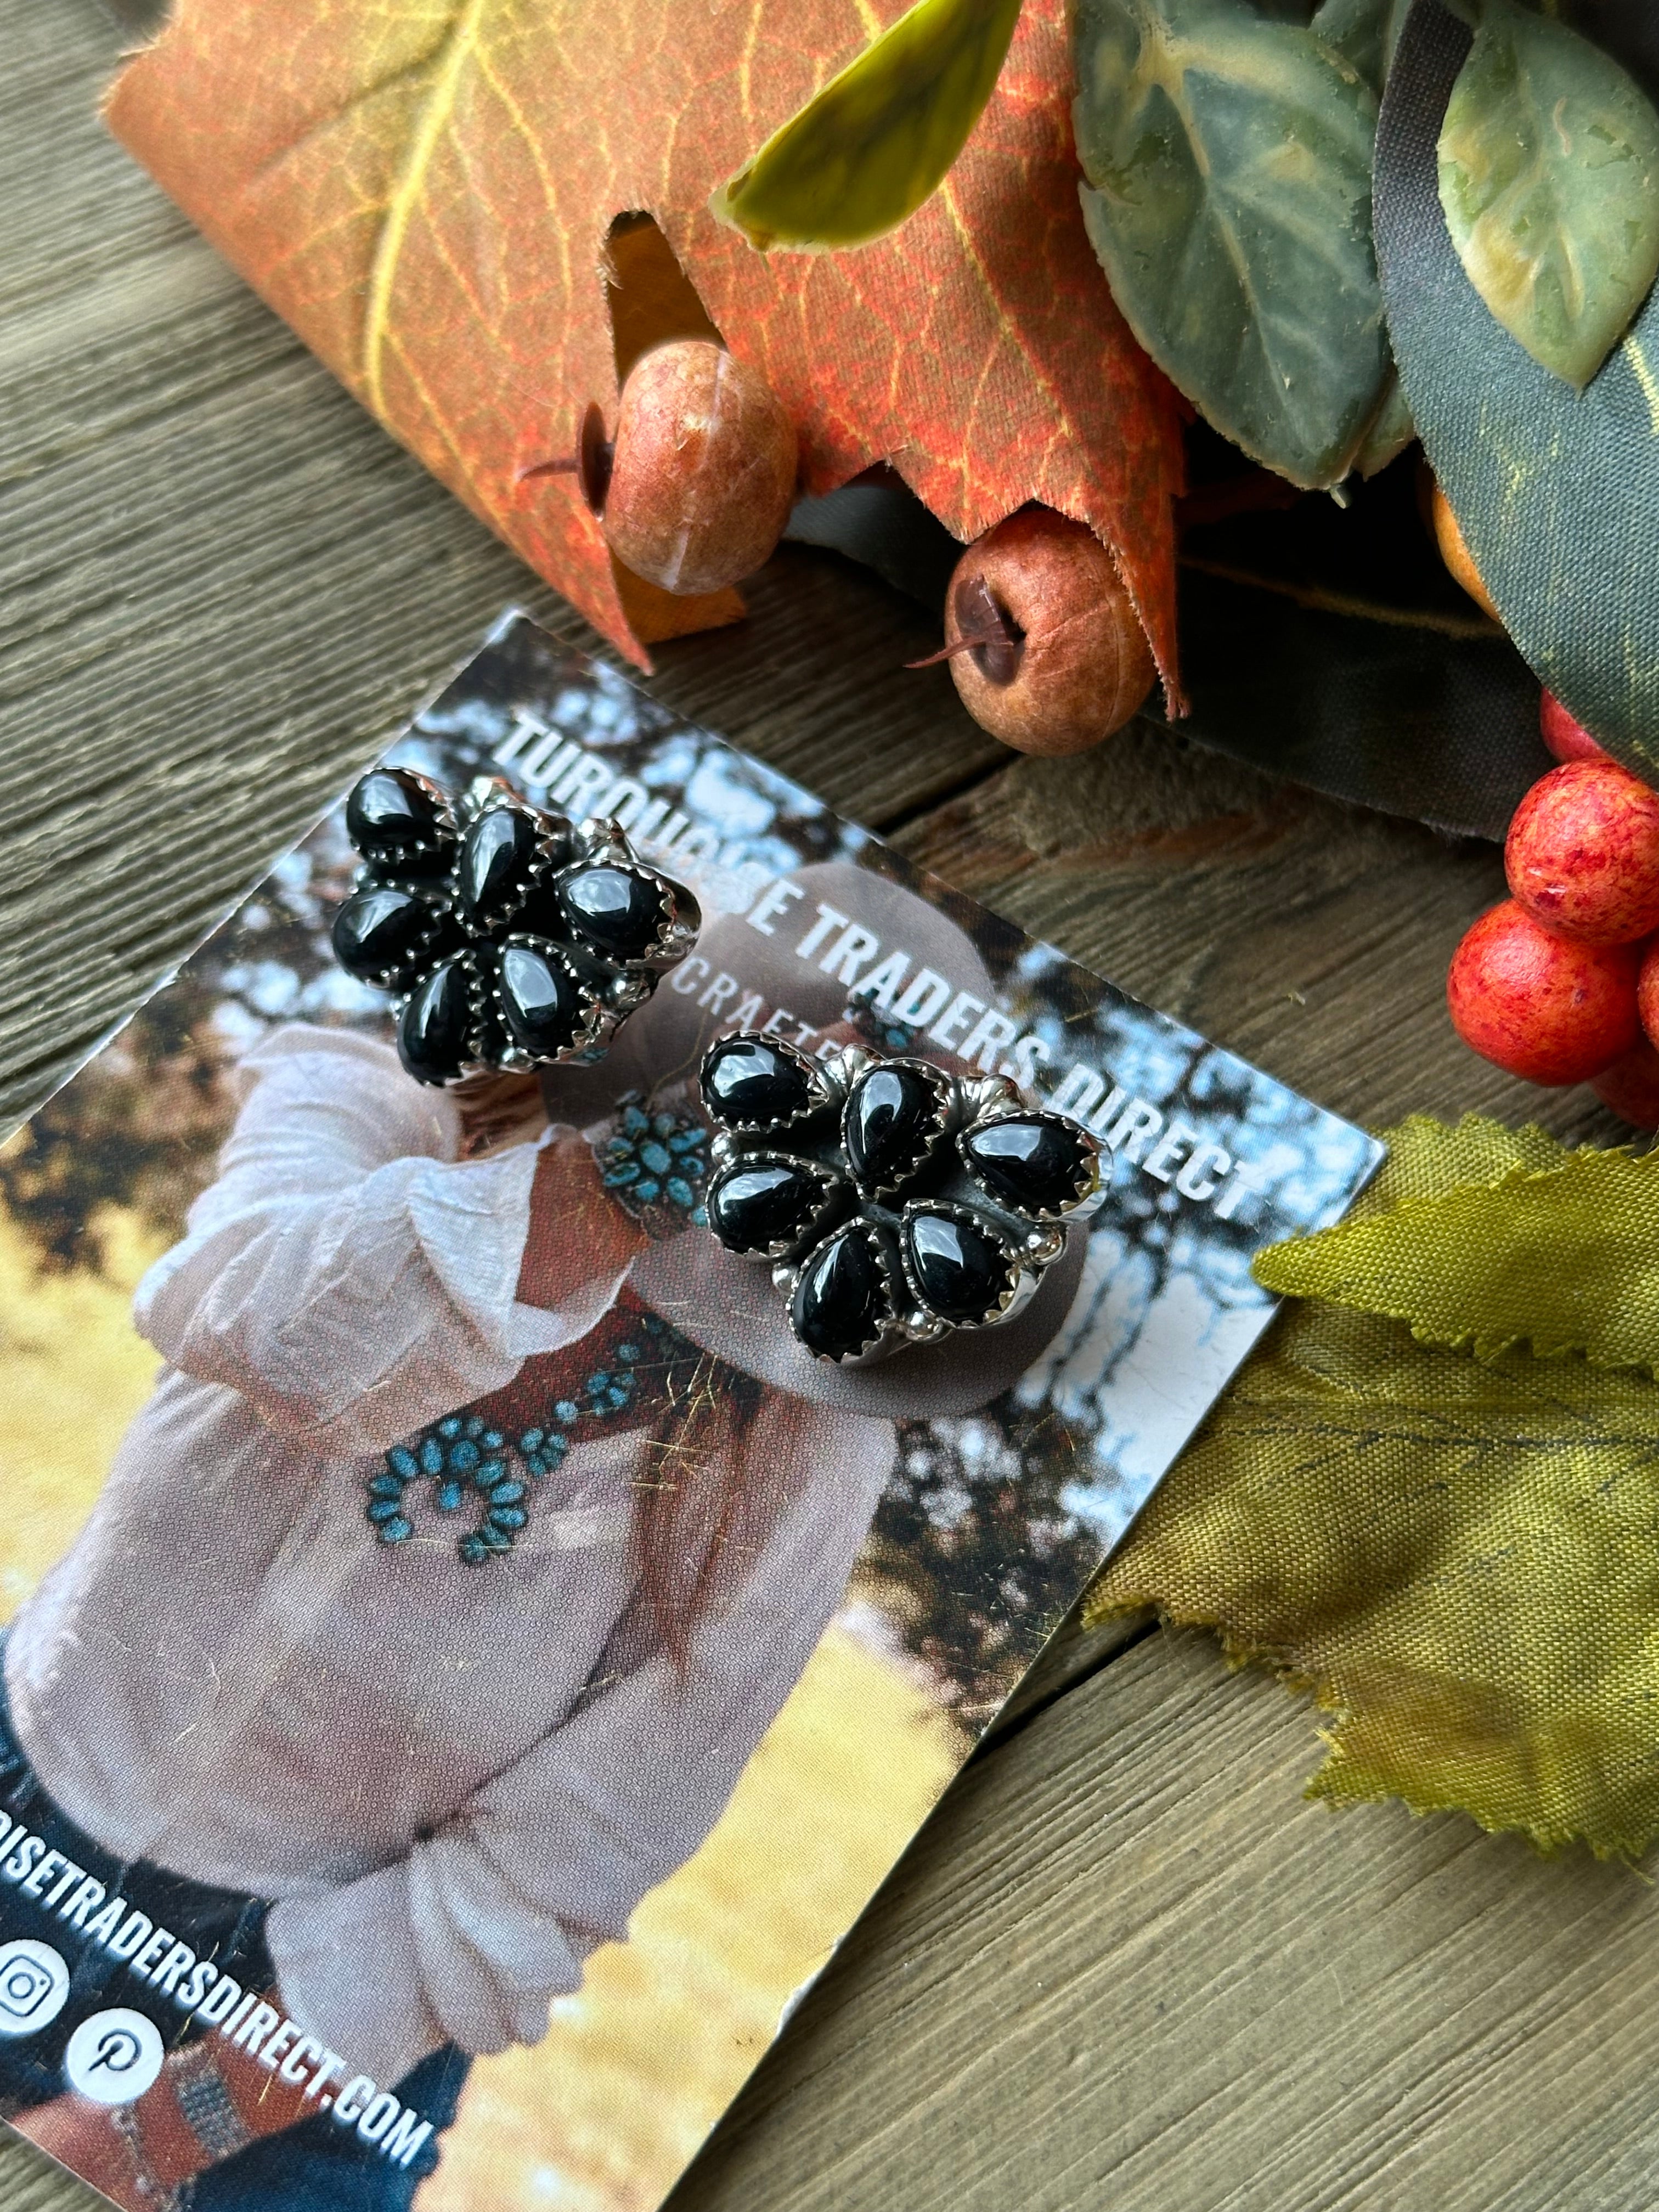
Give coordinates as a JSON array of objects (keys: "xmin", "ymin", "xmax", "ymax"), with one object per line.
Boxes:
[{"xmin": 331, "ymin": 766, "xmax": 1103, "ymax": 1363}]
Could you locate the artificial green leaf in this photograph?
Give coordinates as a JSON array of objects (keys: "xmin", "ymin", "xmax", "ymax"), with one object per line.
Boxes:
[
  {"xmin": 1357, "ymin": 1110, "xmax": 1567, "ymax": 1204},
  {"xmin": 1377, "ymin": 1, "xmax": 1659, "ymax": 784},
  {"xmin": 1071, "ymin": 0, "xmax": 1392, "ymax": 488},
  {"xmin": 1313, "ymin": 0, "xmax": 1413, "ymax": 98},
  {"xmin": 1091, "ymin": 1297, "xmax": 1659, "ymax": 1857},
  {"xmin": 1255, "ymin": 1119, "xmax": 1659, "ymax": 1369},
  {"xmin": 712, "ymin": 0, "xmax": 1024, "ymax": 252},
  {"xmin": 1352, "ymin": 363, "xmax": 1416, "ymax": 473},
  {"xmin": 1438, "ymin": 0, "xmax": 1659, "ymax": 387},
  {"xmin": 1093, "ymin": 1110, "xmax": 1659, "ymax": 1857}
]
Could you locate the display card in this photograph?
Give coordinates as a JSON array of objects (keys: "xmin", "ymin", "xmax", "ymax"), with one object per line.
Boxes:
[{"xmin": 0, "ymin": 614, "xmax": 1381, "ymax": 2211}]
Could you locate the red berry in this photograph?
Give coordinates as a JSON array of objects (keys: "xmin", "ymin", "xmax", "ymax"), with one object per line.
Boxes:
[
  {"xmin": 600, "ymin": 340, "xmax": 798, "ymax": 595},
  {"xmin": 1447, "ymin": 900, "xmax": 1639, "ymax": 1085},
  {"xmin": 1592, "ymin": 1035, "xmax": 1659, "ymax": 1128},
  {"xmin": 1504, "ymin": 760, "xmax": 1659, "ymax": 946},
  {"xmin": 938, "ymin": 507, "xmax": 1155, "ymax": 756},
  {"xmin": 1539, "ymin": 689, "xmax": 1611, "ymax": 765}
]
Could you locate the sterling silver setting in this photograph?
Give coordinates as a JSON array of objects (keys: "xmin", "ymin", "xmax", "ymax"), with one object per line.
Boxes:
[
  {"xmin": 332, "ymin": 768, "xmax": 701, "ymax": 1086},
  {"xmin": 699, "ymin": 1036, "xmax": 1105, "ymax": 1365}
]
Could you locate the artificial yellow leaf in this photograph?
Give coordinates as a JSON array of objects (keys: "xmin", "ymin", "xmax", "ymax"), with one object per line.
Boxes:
[
  {"xmin": 1093, "ymin": 1110, "xmax": 1659, "ymax": 1857},
  {"xmin": 1091, "ymin": 1300, "xmax": 1659, "ymax": 1857},
  {"xmin": 713, "ymin": 0, "xmax": 1025, "ymax": 251},
  {"xmin": 1352, "ymin": 1109, "xmax": 1567, "ymax": 1203},
  {"xmin": 1255, "ymin": 1121, "xmax": 1659, "ymax": 1369}
]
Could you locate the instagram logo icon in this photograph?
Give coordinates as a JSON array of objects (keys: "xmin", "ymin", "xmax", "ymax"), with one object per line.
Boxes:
[{"xmin": 0, "ymin": 1940, "xmax": 71, "ymax": 2036}]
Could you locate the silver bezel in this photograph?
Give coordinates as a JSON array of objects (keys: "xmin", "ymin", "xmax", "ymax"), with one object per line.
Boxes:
[
  {"xmin": 454, "ymin": 795, "xmax": 562, "ymax": 933},
  {"xmin": 698, "ymin": 1029, "xmax": 838, "ymax": 1137},
  {"xmin": 552, "ymin": 817, "xmax": 702, "ymax": 973},
  {"xmin": 956, "ymin": 1106, "xmax": 1106, "ymax": 1224},
  {"xmin": 896, "ymin": 1199, "xmax": 1028, "ymax": 1335},
  {"xmin": 705, "ymin": 1152, "xmax": 850, "ymax": 1262},
  {"xmin": 775, "ymin": 1219, "xmax": 901, "ymax": 1367},
  {"xmin": 840, "ymin": 1055, "xmax": 956, "ymax": 1201}
]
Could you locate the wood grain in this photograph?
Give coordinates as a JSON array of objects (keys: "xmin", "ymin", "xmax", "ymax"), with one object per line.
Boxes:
[
  {"xmin": 669, "ymin": 1630, "xmax": 1659, "ymax": 2212},
  {"xmin": 896, "ymin": 724, "xmax": 1629, "ymax": 1142},
  {"xmin": 1, "ymin": 5, "xmax": 1648, "ymax": 2211}
]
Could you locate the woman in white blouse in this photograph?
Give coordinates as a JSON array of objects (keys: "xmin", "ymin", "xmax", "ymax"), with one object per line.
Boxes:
[{"xmin": 1, "ymin": 864, "xmax": 1079, "ymax": 2209}]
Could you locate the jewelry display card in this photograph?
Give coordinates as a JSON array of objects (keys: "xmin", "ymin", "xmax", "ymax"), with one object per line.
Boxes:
[{"xmin": 0, "ymin": 613, "xmax": 1380, "ymax": 2212}]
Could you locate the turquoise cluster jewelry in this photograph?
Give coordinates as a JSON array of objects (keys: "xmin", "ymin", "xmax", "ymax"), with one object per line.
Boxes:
[
  {"xmin": 367, "ymin": 1315, "xmax": 685, "ymax": 1565},
  {"xmin": 597, "ymin": 1096, "xmax": 709, "ymax": 1232}
]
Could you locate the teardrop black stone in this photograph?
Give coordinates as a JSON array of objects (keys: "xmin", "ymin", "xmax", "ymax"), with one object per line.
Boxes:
[
  {"xmin": 791, "ymin": 1227, "xmax": 890, "ymax": 1362},
  {"xmin": 708, "ymin": 1160, "xmax": 834, "ymax": 1256},
  {"xmin": 903, "ymin": 1209, "xmax": 1014, "ymax": 1325},
  {"xmin": 398, "ymin": 957, "xmax": 476, "ymax": 1086},
  {"xmin": 843, "ymin": 1063, "xmax": 943, "ymax": 1194},
  {"xmin": 458, "ymin": 807, "xmax": 542, "ymax": 928},
  {"xmin": 331, "ymin": 886, "xmax": 458, "ymax": 985},
  {"xmin": 962, "ymin": 1114, "xmax": 1093, "ymax": 1216},
  {"xmin": 558, "ymin": 865, "xmax": 668, "ymax": 962},
  {"xmin": 498, "ymin": 941, "xmax": 584, "ymax": 1061},
  {"xmin": 701, "ymin": 1036, "xmax": 816, "ymax": 1128},
  {"xmin": 347, "ymin": 769, "xmax": 453, "ymax": 876}
]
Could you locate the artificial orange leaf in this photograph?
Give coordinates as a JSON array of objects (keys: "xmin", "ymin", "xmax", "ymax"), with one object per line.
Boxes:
[{"xmin": 104, "ymin": 0, "xmax": 1184, "ymax": 695}]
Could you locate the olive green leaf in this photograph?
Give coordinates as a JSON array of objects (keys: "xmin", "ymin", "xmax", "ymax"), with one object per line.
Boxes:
[
  {"xmin": 1091, "ymin": 1297, "xmax": 1659, "ymax": 1856},
  {"xmin": 1255, "ymin": 1117, "xmax": 1659, "ymax": 1370},
  {"xmin": 1354, "ymin": 1110, "xmax": 1568, "ymax": 1204},
  {"xmin": 1313, "ymin": 0, "xmax": 1413, "ymax": 97},
  {"xmin": 1071, "ymin": 0, "xmax": 1392, "ymax": 488},
  {"xmin": 1438, "ymin": 0, "xmax": 1659, "ymax": 387},
  {"xmin": 712, "ymin": 0, "xmax": 1024, "ymax": 252},
  {"xmin": 1092, "ymin": 1110, "xmax": 1659, "ymax": 1857}
]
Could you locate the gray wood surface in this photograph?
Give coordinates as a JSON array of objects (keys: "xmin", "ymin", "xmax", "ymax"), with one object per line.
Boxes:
[{"xmin": 2, "ymin": 5, "xmax": 1648, "ymax": 2209}]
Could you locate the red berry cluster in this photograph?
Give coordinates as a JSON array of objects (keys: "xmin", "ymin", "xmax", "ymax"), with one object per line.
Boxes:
[{"xmin": 1447, "ymin": 695, "xmax": 1659, "ymax": 1126}]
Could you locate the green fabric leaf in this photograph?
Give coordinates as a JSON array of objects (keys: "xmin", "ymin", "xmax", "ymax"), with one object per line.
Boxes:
[
  {"xmin": 711, "ymin": 0, "xmax": 1024, "ymax": 252},
  {"xmin": 1437, "ymin": 0, "xmax": 1659, "ymax": 388},
  {"xmin": 1071, "ymin": 0, "xmax": 1392, "ymax": 488},
  {"xmin": 1092, "ymin": 1113, "xmax": 1659, "ymax": 1858},
  {"xmin": 1091, "ymin": 1299, "xmax": 1659, "ymax": 1857},
  {"xmin": 1256, "ymin": 1122, "xmax": 1659, "ymax": 1369},
  {"xmin": 1313, "ymin": 0, "xmax": 1413, "ymax": 98},
  {"xmin": 1375, "ymin": 2, "xmax": 1659, "ymax": 786},
  {"xmin": 1351, "ymin": 1109, "xmax": 1567, "ymax": 1201}
]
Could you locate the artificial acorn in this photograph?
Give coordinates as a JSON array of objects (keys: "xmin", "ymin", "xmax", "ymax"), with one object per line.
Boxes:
[
  {"xmin": 1428, "ymin": 477, "xmax": 1500, "ymax": 624},
  {"xmin": 580, "ymin": 338, "xmax": 799, "ymax": 595},
  {"xmin": 928, "ymin": 506, "xmax": 1155, "ymax": 756}
]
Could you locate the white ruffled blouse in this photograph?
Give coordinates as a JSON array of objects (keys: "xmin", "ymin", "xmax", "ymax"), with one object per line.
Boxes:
[{"xmin": 5, "ymin": 1026, "xmax": 894, "ymax": 2088}]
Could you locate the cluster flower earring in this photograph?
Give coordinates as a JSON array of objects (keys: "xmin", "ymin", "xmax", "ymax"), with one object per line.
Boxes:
[
  {"xmin": 331, "ymin": 766, "xmax": 701, "ymax": 1085},
  {"xmin": 699, "ymin": 1034, "xmax": 1104, "ymax": 1364}
]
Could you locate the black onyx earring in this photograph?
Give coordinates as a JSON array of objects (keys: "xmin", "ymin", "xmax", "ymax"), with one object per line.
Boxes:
[
  {"xmin": 332, "ymin": 766, "xmax": 701, "ymax": 1085},
  {"xmin": 699, "ymin": 1033, "xmax": 1104, "ymax": 1364}
]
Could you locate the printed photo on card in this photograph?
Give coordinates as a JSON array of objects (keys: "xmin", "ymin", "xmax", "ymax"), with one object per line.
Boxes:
[{"xmin": 0, "ymin": 614, "xmax": 1381, "ymax": 2212}]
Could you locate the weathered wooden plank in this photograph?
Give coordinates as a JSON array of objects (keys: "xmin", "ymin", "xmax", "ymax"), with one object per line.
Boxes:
[
  {"xmin": 667, "ymin": 1627, "xmax": 1659, "ymax": 2212},
  {"xmin": 896, "ymin": 723, "xmax": 1628, "ymax": 1143}
]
